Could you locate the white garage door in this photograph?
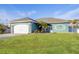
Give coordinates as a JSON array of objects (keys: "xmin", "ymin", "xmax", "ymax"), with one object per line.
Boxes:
[{"xmin": 14, "ymin": 24, "xmax": 29, "ymax": 34}]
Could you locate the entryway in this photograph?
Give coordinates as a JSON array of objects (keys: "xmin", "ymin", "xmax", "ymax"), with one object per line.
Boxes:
[{"xmin": 33, "ymin": 23, "xmax": 52, "ymax": 33}]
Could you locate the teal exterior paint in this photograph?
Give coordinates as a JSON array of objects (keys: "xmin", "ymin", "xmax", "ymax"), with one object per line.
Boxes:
[
  {"xmin": 11, "ymin": 22, "xmax": 70, "ymax": 33},
  {"xmin": 31, "ymin": 23, "xmax": 38, "ymax": 32},
  {"xmin": 51, "ymin": 23, "xmax": 69, "ymax": 32},
  {"xmin": 31, "ymin": 23, "xmax": 69, "ymax": 33}
]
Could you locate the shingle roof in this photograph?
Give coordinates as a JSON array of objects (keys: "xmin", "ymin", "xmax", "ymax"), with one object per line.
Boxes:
[
  {"xmin": 10, "ymin": 17, "xmax": 69, "ymax": 24},
  {"xmin": 10, "ymin": 17, "xmax": 37, "ymax": 23},
  {"xmin": 36, "ymin": 17, "xmax": 68, "ymax": 23}
]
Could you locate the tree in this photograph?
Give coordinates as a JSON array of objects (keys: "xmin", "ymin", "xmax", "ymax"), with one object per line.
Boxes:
[
  {"xmin": 37, "ymin": 21, "xmax": 49, "ymax": 33},
  {"xmin": 0, "ymin": 24, "xmax": 6, "ymax": 34}
]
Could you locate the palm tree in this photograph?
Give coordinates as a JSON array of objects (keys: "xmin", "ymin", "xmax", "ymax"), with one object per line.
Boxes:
[{"xmin": 37, "ymin": 21, "xmax": 48, "ymax": 33}]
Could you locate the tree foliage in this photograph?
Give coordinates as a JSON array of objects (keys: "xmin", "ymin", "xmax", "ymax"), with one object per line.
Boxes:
[
  {"xmin": 0, "ymin": 24, "xmax": 6, "ymax": 34},
  {"xmin": 38, "ymin": 21, "xmax": 48, "ymax": 28},
  {"xmin": 69, "ymin": 19, "xmax": 78, "ymax": 28},
  {"xmin": 36, "ymin": 21, "xmax": 49, "ymax": 33},
  {"xmin": 69, "ymin": 19, "xmax": 77, "ymax": 24}
]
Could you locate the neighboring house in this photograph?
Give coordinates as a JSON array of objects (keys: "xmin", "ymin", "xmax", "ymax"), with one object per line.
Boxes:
[{"xmin": 10, "ymin": 17, "xmax": 78, "ymax": 34}]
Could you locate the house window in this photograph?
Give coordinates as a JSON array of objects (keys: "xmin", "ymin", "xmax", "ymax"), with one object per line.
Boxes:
[
  {"xmin": 57, "ymin": 25, "xmax": 63, "ymax": 29},
  {"xmin": 54, "ymin": 24, "xmax": 66, "ymax": 30}
]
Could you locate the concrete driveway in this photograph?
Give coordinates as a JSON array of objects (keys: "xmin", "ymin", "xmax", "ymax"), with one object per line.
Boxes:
[{"xmin": 0, "ymin": 34, "xmax": 19, "ymax": 39}]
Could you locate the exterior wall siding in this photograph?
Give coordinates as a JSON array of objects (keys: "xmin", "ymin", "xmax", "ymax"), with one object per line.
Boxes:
[
  {"xmin": 50, "ymin": 23, "xmax": 69, "ymax": 32},
  {"xmin": 11, "ymin": 22, "xmax": 77, "ymax": 33},
  {"xmin": 31, "ymin": 23, "xmax": 38, "ymax": 32}
]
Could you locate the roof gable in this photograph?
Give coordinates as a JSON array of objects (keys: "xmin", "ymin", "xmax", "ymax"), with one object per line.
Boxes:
[{"xmin": 10, "ymin": 17, "xmax": 37, "ymax": 23}]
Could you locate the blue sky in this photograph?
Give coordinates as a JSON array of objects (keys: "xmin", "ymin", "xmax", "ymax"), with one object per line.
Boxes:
[{"xmin": 0, "ymin": 4, "xmax": 79, "ymax": 24}]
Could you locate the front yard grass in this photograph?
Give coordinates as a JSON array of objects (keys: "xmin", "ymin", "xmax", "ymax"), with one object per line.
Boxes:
[{"xmin": 0, "ymin": 33, "xmax": 78, "ymax": 54}]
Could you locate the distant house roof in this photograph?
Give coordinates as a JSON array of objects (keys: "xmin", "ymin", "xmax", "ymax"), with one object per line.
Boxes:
[
  {"xmin": 10, "ymin": 17, "xmax": 37, "ymax": 24},
  {"xmin": 36, "ymin": 17, "xmax": 69, "ymax": 23}
]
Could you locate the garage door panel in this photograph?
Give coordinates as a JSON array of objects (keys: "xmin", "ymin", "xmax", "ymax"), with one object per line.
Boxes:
[{"xmin": 14, "ymin": 24, "xmax": 29, "ymax": 34}]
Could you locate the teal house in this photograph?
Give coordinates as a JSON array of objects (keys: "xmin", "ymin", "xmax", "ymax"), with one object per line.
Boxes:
[
  {"xmin": 36, "ymin": 18, "xmax": 69, "ymax": 33},
  {"xmin": 10, "ymin": 17, "xmax": 76, "ymax": 34}
]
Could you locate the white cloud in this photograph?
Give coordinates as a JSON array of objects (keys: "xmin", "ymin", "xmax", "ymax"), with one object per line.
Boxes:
[
  {"xmin": 0, "ymin": 8, "xmax": 37, "ymax": 24},
  {"xmin": 10, "ymin": 5, "xmax": 37, "ymax": 17},
  {"xmin": 0, "ymin": 9, "xmax": 13, "ymax": 24},
  {"xmin": 53, "ymin": 11, "xmax": 62, "ymax": 16},
  {"xmin": 54, "ymin": 8, "xmax": 79, "ymax": 20},
  {"xmin": 27, "ymin": 10, "xmax": 37, "ymax": 16},
  {"xmin": 15, "ymin": 10, "xmax": 37, "ymax": 17}
]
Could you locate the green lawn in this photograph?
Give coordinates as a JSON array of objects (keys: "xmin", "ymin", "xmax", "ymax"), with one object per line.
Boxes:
[{"xmin": 0, "ymin": 33, "xmax": 79, "ymax": 54}]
